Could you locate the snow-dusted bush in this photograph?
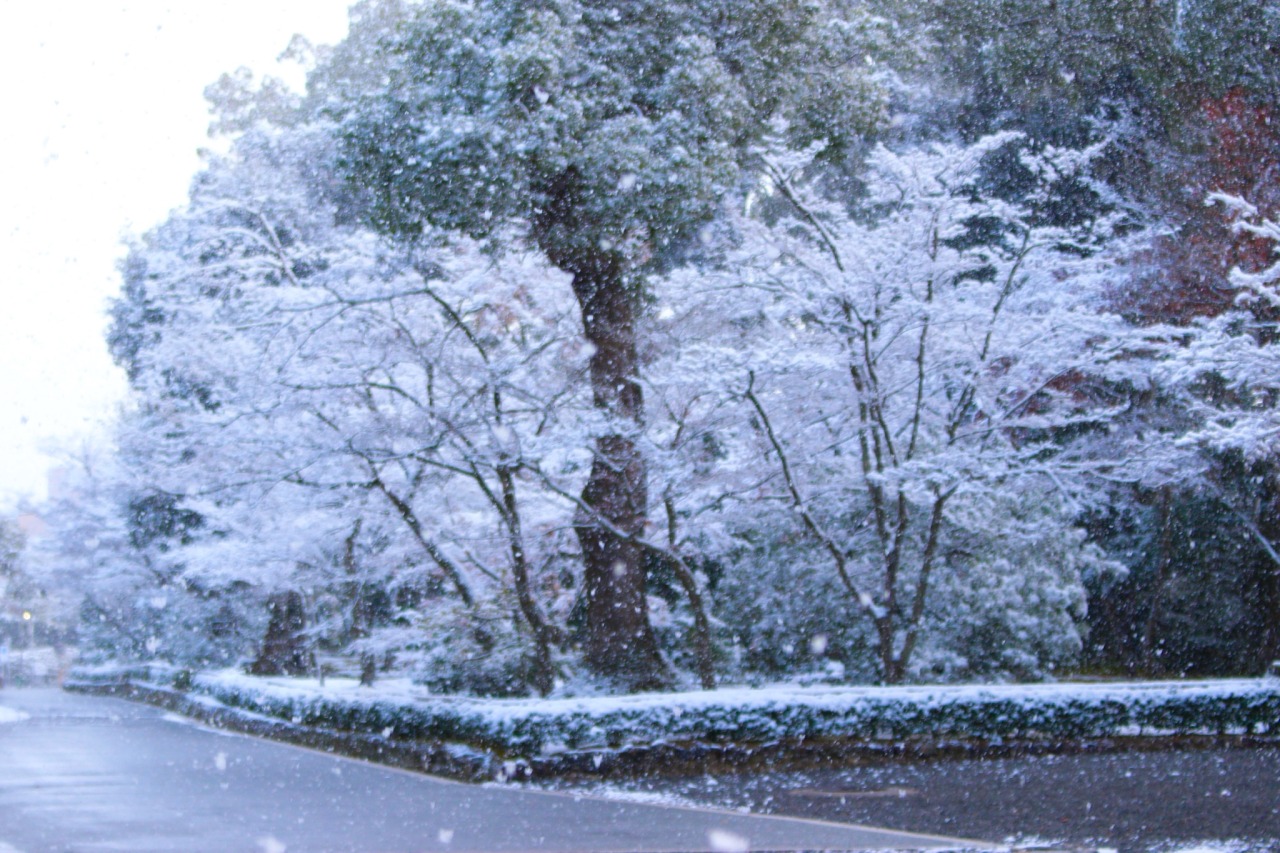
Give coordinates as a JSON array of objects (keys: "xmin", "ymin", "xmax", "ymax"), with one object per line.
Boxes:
[{"xmin": 68, "ymin": 665, "xmax": 1280, "ymax": 773}]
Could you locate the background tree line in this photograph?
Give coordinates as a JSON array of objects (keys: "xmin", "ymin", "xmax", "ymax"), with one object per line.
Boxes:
[{"xmin": 21, "ymin": 0, "xmax": 1280, "ymax": 694}]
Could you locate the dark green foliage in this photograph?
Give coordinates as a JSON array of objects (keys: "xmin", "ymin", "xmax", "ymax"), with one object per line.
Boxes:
[
  {"xmin": 919, "ymin": 0, "xmax": 1279, "ymax": 137},
  {"xmin": 108, "ymin": 253, "xmax": 166, "ymax": 384},
  {"xmin": 1083, "ymin": 486, "xmax": 1277, "ymax": 677},
  {"xmin": 327, "ymin": 0, "xmax": 888, "ymax": 271},
  {"xmin": 714, "ymin": 537, "xmax": 878, "ymax": 684},
  {"xmin": 126, "ymin": 494, "xmax": 203, "ymax": 552},
  {"xmin": 414, "ymin": 653, "xmax": 539, "ymax": 699}
]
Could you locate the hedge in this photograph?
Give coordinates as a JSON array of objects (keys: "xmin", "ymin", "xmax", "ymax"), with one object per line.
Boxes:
[{"xmin": 65, "ymin": 664, "xmax": 1280, "ymax": 781}]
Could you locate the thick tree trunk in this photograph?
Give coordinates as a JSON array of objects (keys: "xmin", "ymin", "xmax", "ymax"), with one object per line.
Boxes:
[
  {"xmin": 567, "ymin": 258, "xmax": 668, "ymax": 691},
  {"xmin": 249, "ymin": 591, "xmax": 312, "ymax": 676}
]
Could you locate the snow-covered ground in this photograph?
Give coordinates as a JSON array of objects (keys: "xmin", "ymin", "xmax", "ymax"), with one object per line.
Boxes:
[{"xmin": 0, "ymin": 706, "xmax": 30, "ymax": 724}]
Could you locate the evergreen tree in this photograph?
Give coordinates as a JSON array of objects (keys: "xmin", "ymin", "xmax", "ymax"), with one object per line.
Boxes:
[{"xmin": 323, "ymin": 0, "xmax": 892, "ymax": 689}]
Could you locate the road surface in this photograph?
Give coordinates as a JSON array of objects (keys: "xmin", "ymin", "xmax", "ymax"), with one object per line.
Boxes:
[
  {"xmin": 548, "ymin": 745, "xmax": 1280, "ymax": 851},
  {"xmin": 0, "ymin": 689, "xmax": 982, "ymax": 852}
]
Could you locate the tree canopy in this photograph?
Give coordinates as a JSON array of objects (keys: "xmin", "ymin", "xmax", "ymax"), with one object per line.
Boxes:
[{"xmin": 19, "ymin": 0, "xmax": 1280, "ymax": 693}]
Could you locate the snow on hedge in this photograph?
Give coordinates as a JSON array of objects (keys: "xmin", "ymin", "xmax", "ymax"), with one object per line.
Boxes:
[{"xmin": 68, "ymin": 664, "xmax": 1280, "ymax": 760}]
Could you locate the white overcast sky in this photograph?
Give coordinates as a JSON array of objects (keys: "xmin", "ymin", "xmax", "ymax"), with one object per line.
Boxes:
[{"xmin": 0, "ymin": 2, "xmax": 354, "ymax": 509}]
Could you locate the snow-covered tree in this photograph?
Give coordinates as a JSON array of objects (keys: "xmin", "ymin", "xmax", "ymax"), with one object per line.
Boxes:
[
  {"xmin": 72, "ymin": 3, "xmax": 1242, "ymax": 691},
  {"xmin": 653, "ymin": 132, "xmax": 1141, "ymax": 682},
  {"xmin": 109, "ymin": 121, "xmax": 622, "ymax": 693},
  {"xmin": 1165, "ymin": 196, "xmax": 1280, "ymax": 466},
  {"xmin": 1147, "ymin": 194, "xmax": 1280, "ymax": 664},
  {"xmin": 323, "ymin": 0, "xmax": 898, "ymax": 690}
]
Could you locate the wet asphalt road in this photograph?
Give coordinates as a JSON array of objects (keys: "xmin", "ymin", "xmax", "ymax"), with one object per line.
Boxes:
[
  {"xmin": 549, "ymin": 748, "xmax": 1280, "ymax": 851},
  {"xmin": 0, "ymin": 688, "xmax": 976, "ymax": 852}
]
